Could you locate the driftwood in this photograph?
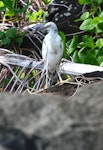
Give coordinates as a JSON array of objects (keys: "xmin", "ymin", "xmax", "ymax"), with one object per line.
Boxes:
[
  {"xmin": 1, "ymin": 48, "xmax": 103, "ymax": 76},
  {"xmin": 0, "ymin": 48, "xmax": 103, "ymax": 93}
]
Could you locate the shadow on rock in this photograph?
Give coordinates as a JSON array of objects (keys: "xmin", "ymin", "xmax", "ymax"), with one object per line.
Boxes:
[{"xmin": 0, "ymin": 127, "xmax": 42, "ymax": 150}]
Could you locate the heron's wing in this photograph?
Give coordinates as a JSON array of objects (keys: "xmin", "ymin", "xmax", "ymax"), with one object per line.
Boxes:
[{"xmin": 42, "ymin": 39, "xmax": 48, "ymax": 61}]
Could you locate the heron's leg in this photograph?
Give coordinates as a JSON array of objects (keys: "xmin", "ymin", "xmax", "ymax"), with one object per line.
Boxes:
[
  {"xmin": 56, "ymin": 67, "xmax": 71, "ymax": 84},
  {"xmin": 57, "ymin": 71, "xmax": 63, "ymax": 82},
  {"xmin": 45, "ymin": 63, "xmax": 50, "ymax": 88},
  {"xmin": 56, "ymin": 66, "xmax": 63, "ymax": 82}
]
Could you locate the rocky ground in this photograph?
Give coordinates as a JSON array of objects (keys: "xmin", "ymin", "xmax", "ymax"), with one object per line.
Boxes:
[{"xmin": 0, "ymin": 81, "xmax": 103, "ymax": 150}]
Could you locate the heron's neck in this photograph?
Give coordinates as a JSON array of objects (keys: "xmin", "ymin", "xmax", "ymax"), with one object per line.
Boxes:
[{"xmin": 49, "ymin": 29, "xmax": 58, "ymax": 34}]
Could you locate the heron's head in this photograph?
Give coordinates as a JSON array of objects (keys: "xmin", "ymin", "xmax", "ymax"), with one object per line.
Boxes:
[
  {"xmin": 44, "ymin": 22, "xmax": 58, "ymax": 32},
  {"xmin": 36, "ymin": 22, "xmax": 58, "ymax": 33}
]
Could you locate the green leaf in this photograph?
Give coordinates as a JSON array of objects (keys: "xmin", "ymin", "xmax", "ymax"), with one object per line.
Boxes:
[
  {"xmin": 98, "ymin": 22, "xmax": 103, "ymax": 31},
  {"xmin": 15, "ymin": 37, "xmax": 23, "ymax": 44},
  {"xmin": 31, "ymin": 9, "xmax": 44, "ymax": 21},
  {"xmin": 80, "ymin": 18, "xmax": 97, "ymax": 31},
  {"xmin": 0, "ymin": 1, "xmax": 4, "ymax": 7},
  {"xmin": 5, "ymin": 9, "xmax": 14, "ymax": 17},
  {"xmin": 36, "ymin": 9, "xmax": 43, "ymax": 20},
  {"xmin": 78, "ymin": 47, "xmax": 98, "ymax": 65},
  {"xmin": 0, "ymin": 6, "xmax": 5, "ymax": 11},
  {"xmin": 82, "ymin": 35, "xmax": 94, "ymax": 48},
  {"xmin": 58, "ymin": 31, "xmax": 67, "ymax": 58},
  {"xmin": 99, "ymin": 11, "xmax": 103, "ymax": 19},
  {"xmin": 96, "ymin": 49, "xmax": 103, "ymax": 65},
  {"xmin": 78, "ymin": 0, "xmax": 90, "ymax": 5},
  {"xmin": 68, "ymin": 35, "xmax": 78, "ymax": 56},
  {"xmin": 6, "ymin": 28, "xmax": 17, "ymax": 38},
  {"xmin": 19, "ymin": 31, "xmax": 25, "ymax": 37},
  {"xmin": 29, "ymin": 12, "xmax": 37, "ymax": 21},
  {"xmin": 93, "ymin": 17, "xmax": 101, "ymax": 24},
  {"xmin": 96, "ymin": 38, "xmax": 103, "ymax": 49},
  {"xmin": 20, "ymin": 72, "xmax": 25, "ymax": 80},
  {"xmin": 2, "ymin": 0, "xmax": 14, "ymax": 9},
  {"xmin": 95, "ymin": 0, "xmax": 103, "ymax": 5},
  {"xmin": 0, "ymin": 31, "xmax": 4, "ymax": 38},
  {"xmin": 75, "ymin": 12, "xmax": 90, "ymax": 22},
  {"xmin": 72, "ymin": 50, "xmax": 80, "ymax": 63},
  {"xmin": 43, "ymin": 0, "xmax": 51, "ymax": 4},
  {"xmin": 2, "ymin": 36, "xmax": 11, "ymax": 45},
  {"xmin": 81, "ymin": 12, "xmax": 90, "ymax": 20}
]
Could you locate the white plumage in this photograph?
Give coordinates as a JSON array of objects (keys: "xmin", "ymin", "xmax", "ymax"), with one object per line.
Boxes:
[{"xmin": 41, "ymin": 22, "xmax": 63, "ymax": 87}]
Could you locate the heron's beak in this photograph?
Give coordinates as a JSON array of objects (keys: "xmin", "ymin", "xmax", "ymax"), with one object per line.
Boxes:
[
  {"xmin": 23, "ymin": 23, "xmax": 46, "ymax": 31},
  {"xmin": 35, "ymin": 23, "xmax": 50, "ymax": 31}
]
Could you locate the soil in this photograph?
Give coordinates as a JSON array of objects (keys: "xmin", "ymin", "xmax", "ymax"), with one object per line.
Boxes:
[
  {"xmin": 40, "ymin": 82, "xmax": 78, "ymax": 97},
  {"xmin": 39, "ymin": 77, "xmax": 102, "ymax": 97}
]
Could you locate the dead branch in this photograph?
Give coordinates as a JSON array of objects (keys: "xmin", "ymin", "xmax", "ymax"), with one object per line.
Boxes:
[
  {"xmin": 0, "ymin": 49, "xmax": 103, "ymax": 93},
  {"xmin": 0, "ymin": 50, "xmax": 103, "ymax": 76}
]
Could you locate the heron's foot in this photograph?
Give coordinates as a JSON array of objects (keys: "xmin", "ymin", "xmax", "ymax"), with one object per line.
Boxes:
[
  {"xmin": 44, "ymin": 83, "xmax": 50, "ymax": 89},
  {"xmin": 57, "ymin": 79, "xmax": 71, "ymax": 85}
]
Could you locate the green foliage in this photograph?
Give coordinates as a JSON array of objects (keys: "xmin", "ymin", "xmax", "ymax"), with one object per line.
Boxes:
[
  {"xmin": 68, "ymin": 33, "xmax": 103, "ymax": 66},
  {"xmin": 58, "ymin": 31, "xmax": 67, "ymax": 58},
  {"xmin": 0, "ymin": 0, "xmax": 29, "ymax": 48},
  {"xmin": 0, "ymin": 0, "xmax": 30, "ymax": 18},
  {"xmin": 66, "ymin": 0, "xmax": 103, "ymax": 66},
  {"xmin": 26, "ymin": 9, "xmax": 48, "ymax": 22},
  {"xmin": 79, "ymin": 14, "xmax": 103, "ymax": 32},
  {"xmin": 78, "ymin": 0, "xmax": 103, "ymax": 33},
  {"xmin": 0, "ymin": 0, "xmax": 49, "ymax": 22},
  {"xmin": 0, "ymin": 28, "xmax": 24, "ymax": 46},
  {"xmin": 0, "ymin": 0, "xmax": 48, "ymax": 48},
  {"xmin": 78, "ymin": 0, "xmax": 90, "ymax": 5},
  {"xmin": 43, "ymin": 0, "xmax": 51, "ymax": 5},
  {"xmin": 68, "ymin": 35, "xmax": 78, "ymax": 57},
  {"xmin": 78, "ymin": 0, "xmax": 103, "ymax": 5}
]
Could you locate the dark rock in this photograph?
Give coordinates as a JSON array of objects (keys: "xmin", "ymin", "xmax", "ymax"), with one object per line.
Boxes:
[
  {"xmin": 46, "ymin": 0, "xmax": 83, "ymax": 39},
  {"xmin": 0, "ymin": 81, "xmax": 103, "ymax": 150},
  {"xmin": 0, "ymin": 127, "xmax": 42, "ymax": 150}
]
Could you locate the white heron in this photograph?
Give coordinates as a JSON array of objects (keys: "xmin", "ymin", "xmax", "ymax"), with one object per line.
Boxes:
[{"xmin": 37, "ymin": 22, "xmax": 63, "ymax": 87}]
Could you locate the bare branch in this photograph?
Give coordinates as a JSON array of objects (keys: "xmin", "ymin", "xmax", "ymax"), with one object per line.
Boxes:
[
  {"xmin": 0, "ymin": 49, "xmax": 103, "ymax": 93},
  {"xmin": 1, "ymin": 51, "xmax": 103, "ymax": 76}
]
